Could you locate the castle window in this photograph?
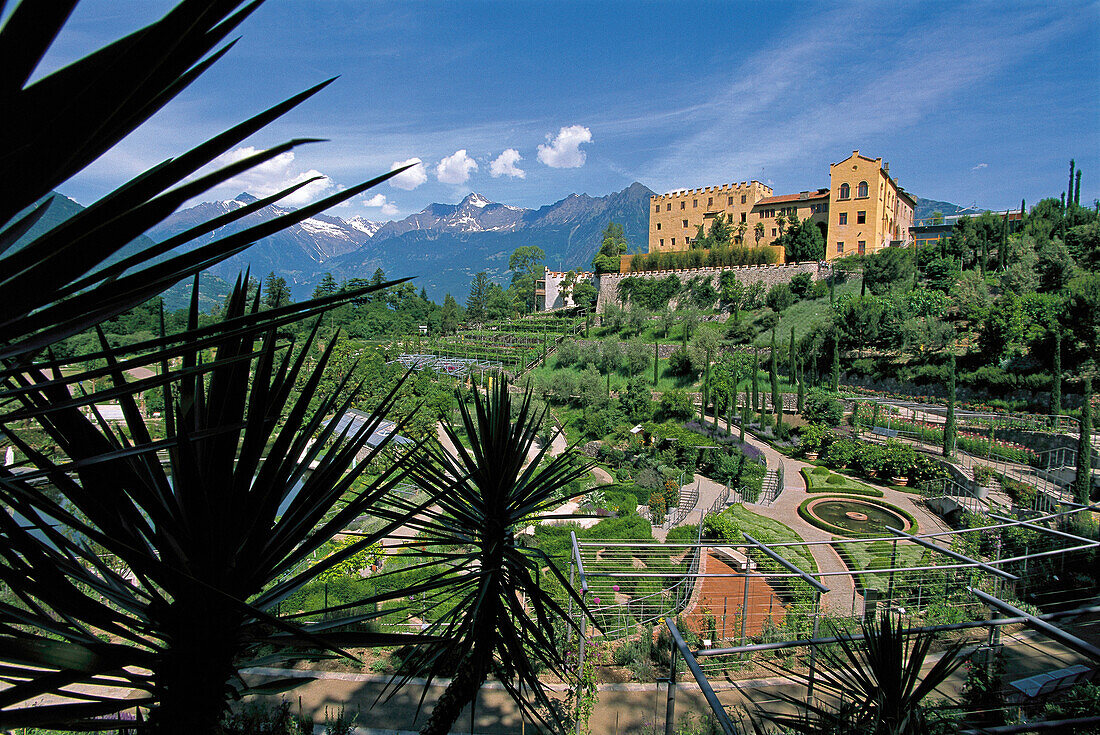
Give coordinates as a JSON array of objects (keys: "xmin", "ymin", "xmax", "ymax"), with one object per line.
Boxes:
[
  {"xmin": 656, "ymin": 222, "xmax": 661, "ymax": 230},
  {"xmin": 839, "ymin": 183, "xmax": 850, "ymax": 199},
  {"xmin": 728, "ymin": 196, "xmax": 734, "ymax": 205},
  {"xmin": 693, "ymin": 199, "xmax": 698, "ymax": 208},
  {"xmin": 839, "ymin": 212, "xmax": 847, "ymax": 225},
  {"xmin": 680, "ymin": 201, "xmax": 685, "ymax": 210},
  {"xmin": 837, "ymin": 242, "xmax": 845, "ymax": 254},
  {"xmin": 741, "ymin": 195, "xmax": 747, "ymax": 204},
  {"xmin": 667, "ymin": 203, "xmax": 672, "ymax": 211},
  {"xmin": 741, "ymin": 212, "xmax": 747, "ymax": 223},
  {"xmin": 858, "ymin": 240, "xmax": 866, "ymax": 254},
  {"xmin": 655, "ymin": 204, "xmax": 660, "ymax": 213},
  {"xmin": 660, "ymin": 238, "xmax": 664, "ymax": 247},
  {"xmin": 858, "ymin": 181, "xmax": 868, "ymax": 198},
  {"xmin": 708, "ymin": 197, "xmax": 713, "ymax": 207},
  {"xmin": 682, "ymin": 219, "xmax": 689, "ymax": 228},
  {"xmin": 857, "ymin": 211, "xmax": 866, "ymax": 224},
  {"xmin": 671, "ymin": 238, "xmax": 676, "ymax": 246},
  {"xmin": 772, "ymin": 228, "xmax": 777, "ymax": 237}
]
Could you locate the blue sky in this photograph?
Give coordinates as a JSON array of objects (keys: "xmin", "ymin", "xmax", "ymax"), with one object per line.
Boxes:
[{"xmin": 42, "ymin": 1, "xmax": 1100, "ymax": 221}]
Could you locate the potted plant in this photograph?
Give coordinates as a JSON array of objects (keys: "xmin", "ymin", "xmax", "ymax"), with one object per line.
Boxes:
[
  {"xmin": 857, "ymin": 444, "xmax": 886, "ymax": 478},
  {"xmin": 883, "ymin": 439, "xmax": 916, "ymax": 485},
  {"xmin": 799, "ymin": 423, "xmax": 831, "ymax": 460},
  {"xmin": 821, "ymin": 437, "xmax": 857, "ymax": 469}
]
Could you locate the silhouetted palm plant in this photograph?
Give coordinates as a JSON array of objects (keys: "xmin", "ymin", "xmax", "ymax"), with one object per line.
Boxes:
[
  {"xmin": 0, "ymin": 0, "xmax": 426, "ymax": 730},
  {"xmin": 388, "ymin": 381, "xmax": 594, "ymax": 735},
  {"xmin": 753, "ymin": 613, "xmax": 966, "ymax": 735}
]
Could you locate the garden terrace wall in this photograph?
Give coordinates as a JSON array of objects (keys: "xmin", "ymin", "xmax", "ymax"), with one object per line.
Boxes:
[{"xmin": 595, "ymin": 261, "xmax": 828, "ymax": 312}]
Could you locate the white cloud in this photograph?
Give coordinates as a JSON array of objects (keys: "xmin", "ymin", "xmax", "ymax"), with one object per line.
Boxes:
[
  {"xmin": 389, "ymin": 157, "xmax": 427, "ymax": 190},
  {"xmin": 436, "ymin": 149, "xmax": 478, "ymax": 184},
  {"xmin": 971, "ymin": 163, "xmax": 989, "ymax": 172},
  {"xmin": 363, "ymin": 193, "xmax": 399, "ymax": 217},
  {"xmin": 537, "ymin": 125, "xmax": 592, "ymax": 168},
  {"xmin": 212, "ymin": 146, "xmax": 338, "ymax": 206},
  {"xmin": 489, "ymin": 148, "xmax": 526, "ymax": 179}
]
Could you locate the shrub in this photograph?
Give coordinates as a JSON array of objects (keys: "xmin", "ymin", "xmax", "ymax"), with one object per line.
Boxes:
[
  {"xmin": 811, "ymin": 466, "xmax": 830, "ymax": 476},
  {"xmin": 802, "ymin": 389, "xmax": 844, "ymax": 426},
  {"xmin": 656, "ymin": 389, "xmax": 694, "ymax": 422},
  {"xmin": 855, "ymin": 444, "xmax": 886, "ymax": 476},
  {"xmin": 668, "ymin": 346, "xmax": 695, "ymax": 376},
  {"xmin": 821, "ymin": 437, "xmax": 858, "ymax": 468},
  {"xmin": 798, "ymin": 423, "xmax": 833, "ymax": 453},
  {"xmin": 826, "ymin": 474, "xmax": 847, "ymax": 485}
]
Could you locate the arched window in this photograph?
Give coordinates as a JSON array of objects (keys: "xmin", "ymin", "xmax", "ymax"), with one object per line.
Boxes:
[
  {"xmin": 839, "ymin": 183, "xmax": 850, "ymax": 199},
  {"xmin": 857, "ymin": 181, "xmax": 868, "ymax": 198}
]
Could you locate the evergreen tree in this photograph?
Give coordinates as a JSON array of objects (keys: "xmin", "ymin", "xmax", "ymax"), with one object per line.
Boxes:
[
  {"xmin": 708, "ymin": 213, "xmax": 732, "ymax": 248},
  {"xmin": 788, "ymin": 327, "xmax": 796, "ymax": 377},
  {"xmin": 1076, "ymin": 372, "xmax": 1093, "ymax": 504},
  {"xmin": 740, "ymin": 392, "xmax": 747, "ymax": 442},
  {"xmin": 262, "ymin": 271, "xmax": 291, "ymax": 309},
  {"xmin": 830, "ymin": 332, "xmax": 840, "ymax": 392},
  {"xmin": 999, "ymin": 212, "xmax": 1009, "ymax": 270},
  {"xmin": 441, "ymin": 293, "xmax": 460, "ymax": 334},
  {"xmin": 591, "ymin": 221, "xmax": 629, "ymax": 273},
  {"xmin": 796, "ymin": 357, "xmax": 805, "ymax": 414},
  {"xmin": 943, "ymin": 353, "xmax": 957, "ymax": 457},
  {"xmin": 1069, "ymin": 159, "xmax": 1076, "ymax": 205},
  {"xmin": 770, "ymin": 327, "xmax": 780, "ymax": 419},
  {"xmin": 312, "ymin": 272, "xmax": 338, "ymax": 299},
  {"xmin": 751, "ymin": 347, "xmax": 760, "ymax": 411},
  {"xmin": 653, "ymin": 340, "xmax": 659, "ymax": 386},
  {"xmin": 1075, "ymin": 170, "xmax": 1082, "ymax": 206},
  {"xmin": 1050, "ymin": 327, "xmax": 1062, "ymax": 417},
  {"xmin": 466, "ymin": 271, "xmax": 491, "ymax": 322}
]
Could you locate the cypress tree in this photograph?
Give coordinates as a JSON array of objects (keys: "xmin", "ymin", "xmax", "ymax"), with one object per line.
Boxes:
[
  {"xmin": 999, "ymin": 212, "xmax": 1009, "ymax": 270},
  {"xmin": 830, "ymin": 333, "xmax": 840, "ymax": 392},
  {"xmin": 752, "ymin": 347, "xmax": 759, "ymax": 411},
  {"xmin": 1076, "ymin": 373, "xmax": 1093, "ymax": 505},
  {"xmin": 653, "ymin": 340, "xmax": 659, "ymax": 386},
  {"xmin": 770, "ymin": 327, "xmax": 780, "ymax": 425},
  {"xmin": 1020, "ymin": 198, "xmax": 1026, "ymax": 222},
  {"xmin": 796, "ymin": 357, "xmax": 805, "ymax": 414},
  {"xmin": 829, "ymin": 274, "xmax": 835, "ymax": 304},
  {"xmin": 1075, "ymin": 170, "xmax": 1082, "ymax": 206},
  {"xmin": 943, "ymin": 353, "xmax": 957, "ymax": 457},
  {"xmin": 1068, "ymin": 159, "xmax": 1076, "ymax": 204},
  {"xmin": 788, "ymin": 327, "xmax": 796, "ymax": 377},
  {"xmin": 1051, "ymin": 327, "xmax": 1062, "ymax": 417},
  {"xmin": 740, "ymin": 391, "xmax": 747, "ymax": 442}
]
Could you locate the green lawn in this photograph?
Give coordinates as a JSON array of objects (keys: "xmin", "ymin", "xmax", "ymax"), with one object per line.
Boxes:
[
  {"xmin": 749, "ymin": 278, "xmax": 861, "ymax": 348},
  {"xmin": 800, "ymin": 467, "xmax": 884, "ymax": 497},
  {"xmin": 698, "ymin": 503, "xmax": 818, "ymax": 574}
]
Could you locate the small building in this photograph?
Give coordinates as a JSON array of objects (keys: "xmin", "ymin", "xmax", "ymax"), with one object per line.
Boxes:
[{"xmin": 324, "ymin": 410, "xmax": 413, "ymax": 463}]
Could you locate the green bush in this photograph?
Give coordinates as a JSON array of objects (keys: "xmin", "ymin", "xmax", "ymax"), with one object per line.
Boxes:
[
  {"xmin": 802, "ymin": 389, "xmax": 844, "ymax": 426},
  {"xmin": 826, "ymin": 474, "xmax": 846, "ymax": 485},
  {"xmin": 811, "ymin": 466, "xmax": 830, "ymax": 476}
]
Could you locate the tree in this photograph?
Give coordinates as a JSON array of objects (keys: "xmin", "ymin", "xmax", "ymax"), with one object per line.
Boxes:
[
  {"xmin": 803, "ymin": 389, "xmax": 843, "ymax": 426},
  {"xmin": 863, "ymin": 247, "xmax": 915, "ymax": 294},
  {"xmin": 508, "ymin": 245, "xmax": 545, "ymax": 313},
  {"xmin": 765, "ymin": 283, "xmax": 794, "ymax": 313},
  {"xmin": 931, "ymin": 210, "xmax": 945, "ymax": 225},
  {"xmin": 312, "ymin": 271, "xmax": 339, "ymax": 299},
  {"xmin": 441, "ymin": 293, "xmax": 461, "ymax": 334},
  {"xmin": 1050, "ymin": 326, "xmax": 1062, "ymax": 417},
  {"xmin": 620, "ymin": 375, "xmax": 653, "ymax": 422},
  {"xmin": 709, "ymin": 213, "xmax": 732, "ymax": 247},
  {"xmin": 262, "ymin": 271, "xmax": 291, "ymax": 309},
  {"xmin": 592, "ymin": 221, "xmax": 630, "ymax": 273},
  {"xmin": 484, "ymin": 282, "xmax": 515, "ymax": 321},
  {"xmin": 830, "ymin": 331, "xmax": 840, "ymax": 392},
  {"xmin": 719, "ymin": 271, "xmax": 747, "ymax": 319},
  {"xmin": 624, "ymin": 339, "xmax": 651, "ymax": 376},
  {"xmin": 752, "ymin": 347, "xmax": 760, "ymax": 410},
  {"xmin": 657, "ymin": 388, "xmax": 694, "ymax": 422},
  {"xmin": 784, "ymin": 219, "xmax": 825, "ymax": 263},
  {"xmin": 466, "ymin": 271, "xmax": 491, "ymax": 322},
  {"xmin": 1077, "ymin": 371, "xmax": 1094, "ymax": 504},
  {"xmin": 943, "ymin": 353, "xmax": 957, "ymax": 457},
  {"xmin": 401, "ymin": 383, "xmax": 593, "ymax": 735},
  {"xmin": 754, "ymin": 221, "xmax": 765, "ymax": 245}
]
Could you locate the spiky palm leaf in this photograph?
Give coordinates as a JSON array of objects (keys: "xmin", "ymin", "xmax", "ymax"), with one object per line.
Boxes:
[
  {"xmin": 0, "ymin": 0, "xmax": 410, "ymax": 362},
  {"xmin": 753, "ymin": 613, "xmax": 967, "ymax": 735},
  {"xmin": 384, "ymin": 381, "xmax": 594, "ymax": 735},
  {"xmin": 0, "ymin": 277, "xmax": 438, "ymax": 732}
]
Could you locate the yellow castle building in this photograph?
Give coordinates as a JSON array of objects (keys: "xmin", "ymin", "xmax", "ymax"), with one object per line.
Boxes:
[{"xmin": 645, "ymin": 151, "xmax": 915, "ymax": 265}]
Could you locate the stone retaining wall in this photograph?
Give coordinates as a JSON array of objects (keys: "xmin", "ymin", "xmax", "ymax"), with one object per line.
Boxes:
[{"xmin": 595, "ymin": 261, "xmax": 829, "ymax": 312}]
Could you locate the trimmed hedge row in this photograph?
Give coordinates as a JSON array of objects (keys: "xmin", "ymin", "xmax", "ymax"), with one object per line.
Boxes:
[
  {"xmin": 796, "ymin": 496, "xmax": 918, "ymax": 539},
  {"xmin": 800, "ymin": 467, "xmax": 885, "ymax": 497}
]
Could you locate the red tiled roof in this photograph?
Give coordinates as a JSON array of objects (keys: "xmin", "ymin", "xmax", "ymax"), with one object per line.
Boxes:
[{"xmin": 754, "ymin": 190, "xmax": 829, "ymax": 206}]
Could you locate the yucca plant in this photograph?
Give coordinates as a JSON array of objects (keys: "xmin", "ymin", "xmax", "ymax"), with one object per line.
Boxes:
[
  {"xmin": 752, "ymin": 612, "xmax": 966, "ymax": 735},
  {"xmin": 387, "ymin": 381, "xmax": 594, "ymax": 735},
  {"xmin": 0, "ymin": 0, "xmax": 433, "ymax": 730},
  {"xmin": 0, "ymin": 276, "xmax": 442, "ymax": 732}
]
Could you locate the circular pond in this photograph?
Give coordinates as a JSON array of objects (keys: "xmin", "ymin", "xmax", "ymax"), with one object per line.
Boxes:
[{"xmin": 805, "ymin": 498, "xmax": 910, "ymax": 537}]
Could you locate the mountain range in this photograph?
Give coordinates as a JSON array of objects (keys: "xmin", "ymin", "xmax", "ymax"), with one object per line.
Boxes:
[
  {"xmin": 18, "ymin": 185, "xmax": 978, "ymax": 309},
  {"xmin": 146, "ymin": 183, "xmax": 656, "ymax": 300}
]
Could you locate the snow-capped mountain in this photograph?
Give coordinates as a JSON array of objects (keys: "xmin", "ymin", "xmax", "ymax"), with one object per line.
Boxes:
[
  {"xmin": 145, "ymin": 184, "xmax": 657, "ymax": 299},
  {"xmin": 372, "ymin": 192, "xmax": 527, "ymax": 238}
]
